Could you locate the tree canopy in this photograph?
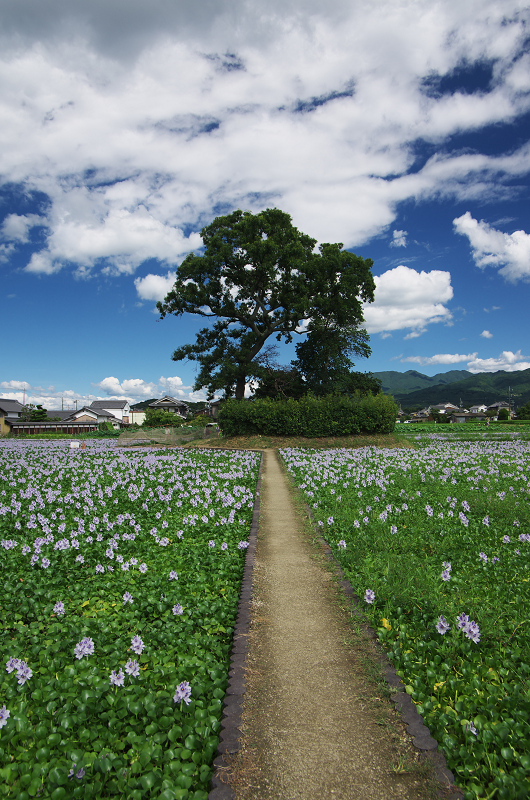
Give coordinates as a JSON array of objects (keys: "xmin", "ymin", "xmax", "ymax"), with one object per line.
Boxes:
[{"xmin": 158, "ymin": 208, "xmax": 375, "ymax": 400}]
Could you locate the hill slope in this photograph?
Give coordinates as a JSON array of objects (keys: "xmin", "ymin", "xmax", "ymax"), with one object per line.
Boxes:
[
  {"xmin": 380, "ymin": 368, "xmax": 530, "ymax": 409},
  {"xmin": 374, "ymin": 369, "xmax": 471, "ymax": 396}
]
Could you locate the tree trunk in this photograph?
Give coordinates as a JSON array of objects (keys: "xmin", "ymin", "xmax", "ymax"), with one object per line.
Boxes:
[{"xmin": 235, "ymin": 375, "xmax": 246, "ymax": 400}]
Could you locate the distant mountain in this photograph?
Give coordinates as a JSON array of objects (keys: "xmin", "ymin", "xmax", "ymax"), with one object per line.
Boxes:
[
  {"xmin": 374, "ymin": 369, "xmax": 471, "ymax": 396},
  {"xmin": 376, "ymin": 368, "xmax": 530, "ymax": 409}
]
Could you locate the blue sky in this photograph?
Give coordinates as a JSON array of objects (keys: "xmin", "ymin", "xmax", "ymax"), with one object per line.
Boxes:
[{"xmin": 0, "ymin": 0, "xmax": 529, "ymax": 408}]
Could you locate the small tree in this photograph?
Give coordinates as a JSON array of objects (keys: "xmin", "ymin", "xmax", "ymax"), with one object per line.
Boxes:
[
  {"xmin": 143, "ymin": 408, "xmax": 184, "ymax": 428},
  {"xmin": 498, "ymin": 407, "xmax": 509, "ymax": 421},
  {"xmin": 30, "ymin": 405, "xmax": 48, "ymax": 421},
  {"xmin": 516, "ymin": 401, "xmax": 530, "ymax": 420}
]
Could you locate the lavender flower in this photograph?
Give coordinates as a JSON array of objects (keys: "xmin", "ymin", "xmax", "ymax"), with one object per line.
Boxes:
[
  {"xmin": 436, "ymin": 615, "xmax": 450, "ymax": 635},
  {"xmin": 502, "ymin": 535, "xmax": 510, "ymax": 544},
  {"xmin": 441, "ymin": 569, "xmax": 451, "ymax": 582},
  {"xmin": 364, "ymin": 589, "xmax": 375, "ymax": 604},
  {"xmin": 456, "ymin": 613, "xmax": 469, "ymax": 630},
  {"xmin": 221, "ymin": 542, "xmax": 228, "ymax": 550},
  {"xmin": 53, "ymin": 601, "xmax": 65, "ymax": 616},
  {"xmin": 390, "ymin": 525, "xmax": 397, "ymax": 535},
  {"xmin": 125, "ymin": 659, "xmax": 140, "ymax": 677},
  {"xmin": 172, "ymin": 604, "xmax": 183, "ymax": 615},
  {"xmin": 463, "ymin": 619, "xmax": 481, "ymax": 644},
  {"xmin": 479, "ymin": 552, "xmax": 488, "ymax": 564},
  {"xmin": 337, "ymin": 540, "xmax": 347, "ymax": 550},
  {"xmin": 130, "ymin": 635, "xmax": 144, "ymax": 655},
  {"xmin": 466, "ymin": 721, "xmax": 477, "ymax": 736},
  {"xmin": 74, "ymin": 637, "xmax": 94, "ymax": 660},
  {"xmin": 6, "ymin": 658, "xmax": 21, "ymax": 673},
  {"xmin": 169, "ymin": 570, "xmax": 178, "ymax": 581},
  {"xmin": 0, "ymin": 705, "xmax": 9, "ymax": 728},
  {"xmin": 123, "ymin": 592, "xmax": 133, "ymax": 605},
  {"xmin": 139, "ymin": 563, "xmax": 147, "ymax": 573},
  {"xmin": 109, "ymin": 668, "xmax": 125, "ymax": 687},
  {"xmin": 16, "ymin": 663, "xmax": 33, "ymax": 685},
  {"xmin": 95, "ymin": 564, "xmax": 104, "ymax": 573},
  {"xmin": 173, "ymin": 680, "xmax": 192, "ymax": 705},
  {"xmin": 238, "ymin": 541, "xmax": 249, "ymax": 549},
  {"xmin": 208, "ymin": 540, "xmax": 215, "ymax": 548}
]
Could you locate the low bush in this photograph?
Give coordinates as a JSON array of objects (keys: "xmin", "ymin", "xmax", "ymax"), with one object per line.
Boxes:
[{"xmin": 218, "ymin": 393, "xmax": 398, "ymax": 437}]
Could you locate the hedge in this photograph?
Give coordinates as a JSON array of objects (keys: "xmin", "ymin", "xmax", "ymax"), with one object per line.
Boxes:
[{"xmin": 217, "ymin": 394, "xmax": 398, "ymax": 437}]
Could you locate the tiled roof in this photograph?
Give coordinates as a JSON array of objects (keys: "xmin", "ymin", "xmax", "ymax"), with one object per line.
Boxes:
[
  {"xmin": 0, "ymin": 399, "xmax": 24, "ymax": 414},
  {"xmin": 90, "ymin": 400, "xmax": 128, "ymax": 409}
]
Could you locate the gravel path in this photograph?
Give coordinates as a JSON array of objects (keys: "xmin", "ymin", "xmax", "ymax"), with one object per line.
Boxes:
[{"xmin": 228, "ymin": 449, "xmax": 437, "ymax": 800}]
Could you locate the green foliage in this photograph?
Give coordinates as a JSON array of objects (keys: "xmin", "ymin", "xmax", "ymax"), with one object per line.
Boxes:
[
  {"xmin": 498, "ymin": 407, "xmax": 509, "ymax": 420},
  {"xmin": 293, "ymin": 320, "xmax": 372, "ymax": 396},
  {"xmin": 282, "ymin": 438, "xmax": 530, "ymax": 798},
  {"xmin": 253, "ymin": 366, "xmax": 307, "ymax": 400},
  {"xmin": 158, "ymin": 208, "xmax": 375, "ymax": 400},
  {"xmin": 218, "ymin": 393, "xmax": 397, "ymax": 437},
  {"xmin": 517, "ymin": 401, "xmax": 530, "ymax": 420},
  {"xmin": 143, "ymin": 408, "xmax": 184, "ymax": 428}
]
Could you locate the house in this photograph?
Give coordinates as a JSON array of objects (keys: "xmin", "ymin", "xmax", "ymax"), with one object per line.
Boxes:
[
  {"xmin": 469, "ymin": 404, "xmax": 487, "ymax": 414},
  {"xmin": 449, "ymin": 411, "xmax": 487, "ymax": 423},
  {"xmin": 147, "ymin": 396, "xmax": 189, "ymax": 418},
  {"xmin": 2, "ymin": 402, "xmax": 123, "ymax": 436},
  {"xmin": 0, "ymin": 399, "xmax": 24, "ymax": 435},
  {"xmin": 89, "ymin": 400, "xmax": 130, "ymax": 424},
  {"xmin": 129, "ymin": 408, "xmax": 146, "ymax": 426}
]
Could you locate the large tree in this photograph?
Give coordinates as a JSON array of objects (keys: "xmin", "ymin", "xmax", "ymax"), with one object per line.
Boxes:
[{"xmin": 158, "ymin": 208, "xmax": 375, "ymax": 400}]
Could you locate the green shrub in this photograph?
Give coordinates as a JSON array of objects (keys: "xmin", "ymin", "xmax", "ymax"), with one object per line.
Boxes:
[{"xmin": 218, "ymin": 393, "xmax": 398, "ymax": 436}]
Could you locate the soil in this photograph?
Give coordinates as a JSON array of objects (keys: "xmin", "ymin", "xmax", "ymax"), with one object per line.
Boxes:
[{"xmin": 224, "ymin": 449, "xmax": 446, "ymax": 800}]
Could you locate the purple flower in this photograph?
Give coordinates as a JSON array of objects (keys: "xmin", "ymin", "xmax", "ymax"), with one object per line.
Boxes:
[
  {"xmin": 221, "ymin": 542, "xmax": 228, "ymax": 550},
  {"xmin": 123, "ymin": 592, "xmax": 133, "ymax": 605},
  {"xmin": 238, "ymin": 541, "xmax": 249, "ymax": 549},
  {"xmin": 74, "ymin": 637, "xmax": 94, "ymax": 660},
  {"xmin": 466, "ymin": 721, "xmax": 477, "ymax": 736},
  {"xmin": 16, "ymin": 663, "xmax": 32, "ymax": 685},
  {"xmin": 173, "ymin": 680, "xmax": 192, "ymax": 705},
  {"xmin": 169, "ymin": 570, "xmax": 178, "ymax": 580},
  {"xmin": 53, "ymin": 601, "xmax": 65, "ymax": 616},
  {"xmin": 327, "ymin": 516, "xmax": 334, "ymax": 525},
  {"xmin": 441, "ymin": 569, "xmax": 451, "ymax": 582},
  {"xmin": 109, "ymin": 668, "xmax": 125, "ymax": 687},
  {"xmin": 456, "ymin": 613, "xmax": 469, "ymax": 630},
  {"xmin": 436, "ymin": 615, "xmax": 450, "ymax": 635},
  {"xmin": 95, "ymin": 564, "xmax": 104, "ymax": 573},
  {"xmin": 130, "ymin": 635, "xmax": 144, "ymax": 655},
  {"xmin": 425, "ymin": 505, "xmax": 433, "ymax": 517},
  {"xmin": 139, "ymin": 563, "xmax": 147, "ymax": 573},
  {"xmin": 502, "ymin": 535, "xmax": 510, "ymax": 544},
  {"xmin": 0, "ymin": 705, "xmax": 9, "ymax": 728},
  {"xmin": 364, "ymin": 589, "xmax": 375, "ymax": 604},
  {"xmin": 125, "ymin": 659, "xmax": 140, "ymax": 677},
  {"xmin": 463, "ymin": 619, "xmax": 481, "ymax": 644},
  {"xmin": 75, "ymin": 555, "xmax": 84, "ymax": 564},
  {"xmin": 337, "ymin": 540, "xmax": 347, "ymax": 550},
  {"xmin": 6, "ymin": 658, "xmax": 21, "ymax": 674},
  {"xmin": 172, "ymin": 604, "xmax": 183, "ymax": 616},
  {"xmin": 482, "ymin": 516, "xmax": 489, "ymax": 526},
  {"xmin": 208, "ymin": 540, "xmax": 215, "ymax": 548},
  {"xmin": 390, "ymin": 525, "xmax": 397, "ymax": 535},
  {"xmin": 479, "ymin": 552, "xmax": 488, "ymax": 564}
]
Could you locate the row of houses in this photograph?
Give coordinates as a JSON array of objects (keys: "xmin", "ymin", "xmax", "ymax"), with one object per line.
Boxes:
[
  {"xmin": 0, "ymin": 396, "xmax": 194, "ymax": 436},
  {"xmin": 401, "ymin": 401, "xmax": 513, "ymax": 423}
]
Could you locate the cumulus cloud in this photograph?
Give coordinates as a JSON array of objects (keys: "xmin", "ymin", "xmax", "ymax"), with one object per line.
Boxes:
[
  {"xmin": 480, "ymin": 329, "xmax": 493, "ymax": 338},
  {"xmin": 467, "ymin": 350, "xmax": 530, "ymax": 373},
  {"xmin": 1, "ymin": 214, "xmax": 44, "ymax": 243},
  {"xmin": 363, "ymin": 265, "xmax": 453, "ymax": 335},
  {"xmin": 400, "ymin": 349, "xmax": 530, "ymax": 373},
  {"xmin": 390, "ymin": 230, "xmax": 407, "ymax": 248},
  {"xmin": 401, "ymin": 352, "xmax": 478, "ymax": 366},
  {"xmin": 454, "ymin": 212, "xmax": 530, "ymax": 282},
  {"xmin": 135, "ymin": 271, "xmax": 177, "ymax": 302},
  {"xmin": 93, "ymin": 375, "xmax": 193, "ymax": 401},
  {"xmin": 0, "ymin": 1, "xmax": 528, "ymax": 279}
]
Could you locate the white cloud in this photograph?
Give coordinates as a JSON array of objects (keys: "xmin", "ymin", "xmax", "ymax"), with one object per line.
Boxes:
[
  {"xmin": 400, "ymin": 349, "xmax": 530, "ymax": 373},
  {"xmin": 0, "ymin": 1, "xmax": 527, "ymax": 278},
  {"xmin": 363, "ymin": 265, "xmax": 453, "ymax": 335},
  {"xmin": 1, "ymin": 213, "xmax": 44, "ymax": 243},
  {"xmin": 1, "ymin": 379, "xmax": 32, "ymax": 391},
  {"xmin": 135, "ymin": 271, "xmax": 176, "ymax": 302},
  {"xmin": 93, "ymin": 375, "xmax": 194, "ymax": 401},
  {"xmin": 480, "ymin": 329, "xmax": 493, "ymax": 338},
  {"xmin": 390, "ymin": 229, "xmax": 407, "ymax": 248},
  {"xmin": 401, "ymin": 352, "xmax": 478, "ymax": 366},
  {"xmin": 467, "ymin": 350, "xmax": 530, "ymax": 373},
  {"xmin": 454, "ymin": 212, "xmax": 530, "ymax": 282}
]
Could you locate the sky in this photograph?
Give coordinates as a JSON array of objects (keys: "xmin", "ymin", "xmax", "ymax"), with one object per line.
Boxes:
[{"xmin": 0, "ymin": 0, "xmax": 529, "ymax": 409}]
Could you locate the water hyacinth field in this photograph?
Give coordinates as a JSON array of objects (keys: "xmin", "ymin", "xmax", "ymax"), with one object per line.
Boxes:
[
  {"xmin": 0, "ymin": 440, "xmax": 260, "ymax": 800},
  {"xmin": 281, "ymin": 439, "xmax": 530, "ymax": 800}
]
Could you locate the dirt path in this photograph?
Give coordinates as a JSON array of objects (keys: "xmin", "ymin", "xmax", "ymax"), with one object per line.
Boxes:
[{"xmin": 228, "ymin": 449, "xmax": 439, "ymax": 800}]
